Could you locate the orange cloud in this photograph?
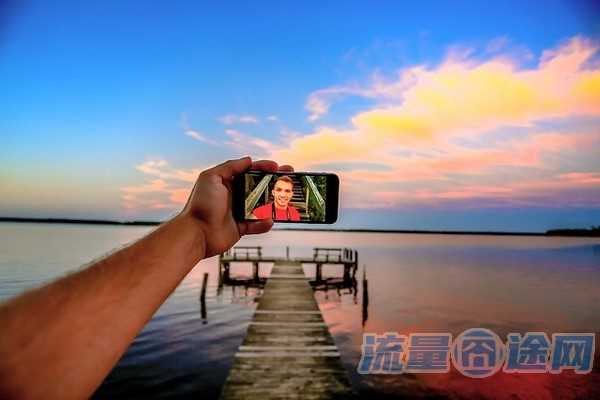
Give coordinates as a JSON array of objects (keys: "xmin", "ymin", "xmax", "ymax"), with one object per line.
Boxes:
[
  {"xmin": 307, "ymin": 36, "xmax": 600, "ymax": 147},
  {"xmin": 272, "ymin": 36, "xmax": 600, "ymax": 209}
]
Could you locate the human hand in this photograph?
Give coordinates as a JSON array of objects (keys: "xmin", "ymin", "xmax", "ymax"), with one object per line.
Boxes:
[{"xmin": 181, "ymin": 156, "xmax": 294, "ymax": 258}]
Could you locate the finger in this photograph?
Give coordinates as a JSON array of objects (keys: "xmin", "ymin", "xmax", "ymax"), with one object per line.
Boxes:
[
  {"xmin": 213, "ymin": 156, "xmax": 252, "ymax": 179},
  {"xmin": 250, "ymin": 159, "xmax": 278, "ymax": 173},
  {"xmin": 238, "ymin": 218, "xmax": 274, "ymax": 236},
  {"xmin": 278, "ymin": 164, "xmax": 294, "ymax": 172}
]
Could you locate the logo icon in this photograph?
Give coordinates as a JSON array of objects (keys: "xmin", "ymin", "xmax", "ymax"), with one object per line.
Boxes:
[{"xmin": 451, "ymin": 328, "xmax": 505, "ymax": 378}]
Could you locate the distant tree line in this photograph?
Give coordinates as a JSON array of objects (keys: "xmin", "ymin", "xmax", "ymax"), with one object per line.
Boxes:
[{"xmin": 546, "ymin": 226, "xmax": 600, "ymax": 237}]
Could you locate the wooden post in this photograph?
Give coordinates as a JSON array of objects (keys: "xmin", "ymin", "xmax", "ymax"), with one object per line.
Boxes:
[
  {"xmin": 343, "ymin": 264, "xmax": 351, "ymax": 283},
  {"xmin": 218, "ymin": 262, "xmax": 223, "ymax": 288},
  {"xmin": 223, "ymin": 263, "xmax": 230, "ymax": 282},
  {"xmin": 200, "ymin": 272, "xmax": 209, "ymax": 301},
  {"xmin": 316, "ymin": 263, "xmax": 322, "ymax": 282},
  {"xmin": 218, "ymin": 254, "xmax": 223, "ymax": 288},
  {"xmin": 200, "ymin": 272, "xmax": 209, "ymax": 322},
  {"xmin": 253, "ymin": 262, "xmax": 259, "ymax": 282},
  {"xmin": 362, "ymin": 264, "xmax": 369, "ymax": 327}
]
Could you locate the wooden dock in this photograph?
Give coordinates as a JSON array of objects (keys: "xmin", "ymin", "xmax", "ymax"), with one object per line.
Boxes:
[{"xmin": 219, "ymin": 260, "xmax": 354, "ymax": 399}]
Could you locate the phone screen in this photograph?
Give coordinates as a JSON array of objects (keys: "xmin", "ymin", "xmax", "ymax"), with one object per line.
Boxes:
[{"xmin": 238, "ymin": 171, "xmax": 338, "ymax": 223}]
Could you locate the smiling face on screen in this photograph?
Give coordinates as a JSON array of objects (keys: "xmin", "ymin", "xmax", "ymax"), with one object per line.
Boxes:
[{"xmin": 272, "ymin": 177, "xmax": 293, "ymax": 209}]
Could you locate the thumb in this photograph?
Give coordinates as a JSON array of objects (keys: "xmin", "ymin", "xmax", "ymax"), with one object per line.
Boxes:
[{"xmin": 238, "ymin": 218, "xmax": 274, "ymax": 236}]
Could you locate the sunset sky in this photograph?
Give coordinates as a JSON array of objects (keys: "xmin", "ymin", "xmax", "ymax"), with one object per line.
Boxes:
[{"xmin": 2, "ymin": 1, "xmax": 600, "ymax": 231}]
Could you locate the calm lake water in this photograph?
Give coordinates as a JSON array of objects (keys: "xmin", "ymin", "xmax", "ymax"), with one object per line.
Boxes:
[{"xmin": 1, "ymin": 222, "xmax": 599, "ymax": 399}]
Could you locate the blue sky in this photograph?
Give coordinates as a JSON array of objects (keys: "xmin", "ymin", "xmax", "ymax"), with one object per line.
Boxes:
[{"xmin": 2, "ymin": 1, "xmax": 600, "ymax": 231}]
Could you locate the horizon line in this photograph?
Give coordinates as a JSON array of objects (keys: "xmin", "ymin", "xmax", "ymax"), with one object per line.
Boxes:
[{"xmin": 2, "ymin": 217, "xmax": 599, "ymax": 237}]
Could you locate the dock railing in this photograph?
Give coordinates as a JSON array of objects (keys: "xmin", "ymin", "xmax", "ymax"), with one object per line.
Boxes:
[
  {"xmin": 303, "ymin": 176, "xmax": 325, "ymax": 220},
  {"xmin": 244, "ymin": 175, "xmax": 273, "ymax": 217},
  {"xmin": 312, "ymin": 247, "xmax": 357, "ymax": 283},
  {"xmin": 219, "ymin": 246, "xmax": 358, "ymax": 288},
  {"xmin": 219, "ymin": 246, "xmax": 265, "ymax": 285},
  {"xmin": 221, "ymin": 246, "xmax": 262, "ymax": 260},
  {"xmin": 313, "ymin": 247, "xmax": 357, "ymax": 263}
]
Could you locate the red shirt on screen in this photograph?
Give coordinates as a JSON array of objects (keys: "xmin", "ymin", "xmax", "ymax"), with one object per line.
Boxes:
[{"xmin": 252, "ymin": 203, "xmax": 301, "ymax": 221}]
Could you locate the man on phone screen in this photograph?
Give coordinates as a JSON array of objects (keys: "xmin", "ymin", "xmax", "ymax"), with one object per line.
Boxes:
[{"xmin": 252, "ymin": 175, "xmax": 301, "ymax": 221}]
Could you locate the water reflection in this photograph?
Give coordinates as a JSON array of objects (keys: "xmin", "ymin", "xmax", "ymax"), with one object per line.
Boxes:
[
  {"xmin": 313, "ymin": 245, "xmax": 600, "ymax": 400},
  {"xmin": 1, "ymin": 224, "xmax": 599, "ymax": 399},
  {"xmin": 227, "ymin": 285, "xmax": 264, "ymax": 306}
]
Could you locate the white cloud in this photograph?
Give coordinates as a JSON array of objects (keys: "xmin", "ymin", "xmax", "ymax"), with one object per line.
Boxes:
[
  {"xmin": 184, "ymin": 129, "xmax": 219, "ymax": 145},
  {"xmin": 305, "ymin": 85, "xmax": 372, "ymax": 121},
  {"xmin": 304, "ymin": 69, "xmax": 422, "ymax": 121},
  {"xmin": 224, "ymin": 129, "xmax": 277, "ymax": 156},
  {"xmin": 219, "ymin": 114, "xmax": 260, "ymax": 125},
  {"xmin": 180, "ymin": 112, "xmax": 218, "ymax": 145}
]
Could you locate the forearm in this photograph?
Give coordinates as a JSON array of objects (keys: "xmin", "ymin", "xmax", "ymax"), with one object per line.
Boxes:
[{"xmin": 0, "ymin": 212, "xmax": 205, "ymax": 399}]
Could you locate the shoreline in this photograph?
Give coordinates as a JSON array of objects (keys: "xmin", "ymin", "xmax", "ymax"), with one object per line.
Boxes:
[{"xmin": 2, "ymin": 217, "xmax": 599, "ymax": 237}]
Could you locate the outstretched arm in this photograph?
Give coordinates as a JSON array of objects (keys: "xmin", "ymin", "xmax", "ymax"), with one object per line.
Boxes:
[{"xmin": 0, "ymin": 157, "xmax": 286, "ymax": 399}]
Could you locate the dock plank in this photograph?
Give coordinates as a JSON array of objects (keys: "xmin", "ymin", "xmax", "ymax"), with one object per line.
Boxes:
[{"xmin": 220, "ymin": 261, "xmax": 354, "ymax": 399}]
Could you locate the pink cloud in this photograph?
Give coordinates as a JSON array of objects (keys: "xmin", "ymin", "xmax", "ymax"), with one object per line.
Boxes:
[{"xmin": 121, "ymin": 160, "xmax": 203, "ymax": 213}]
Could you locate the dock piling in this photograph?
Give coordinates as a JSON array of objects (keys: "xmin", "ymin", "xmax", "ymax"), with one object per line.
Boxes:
[
  {"xmin": 200, "ymin": 272, "xmax": 209, "ymax": 322},
  {"xmin": 200, "ymin": 272, "xmax": 209, "ymax": 301}
]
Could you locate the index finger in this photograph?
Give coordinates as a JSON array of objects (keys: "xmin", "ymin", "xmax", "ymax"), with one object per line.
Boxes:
[
  {"xmin": 250, "ymin": 159, "xmax": 278, "ymax": 173},
  {"xmin": 213, "ymin": 156, "xmax": 253, "ymax": 179},
  {"xmin": 278, "ymin": 164, "xmax": 294, "ymax": 173}
]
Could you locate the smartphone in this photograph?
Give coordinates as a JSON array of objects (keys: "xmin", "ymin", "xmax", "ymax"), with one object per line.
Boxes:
[{"xmin": 232, "ymin": 171, "xmax": 339, "ymax": 224}]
